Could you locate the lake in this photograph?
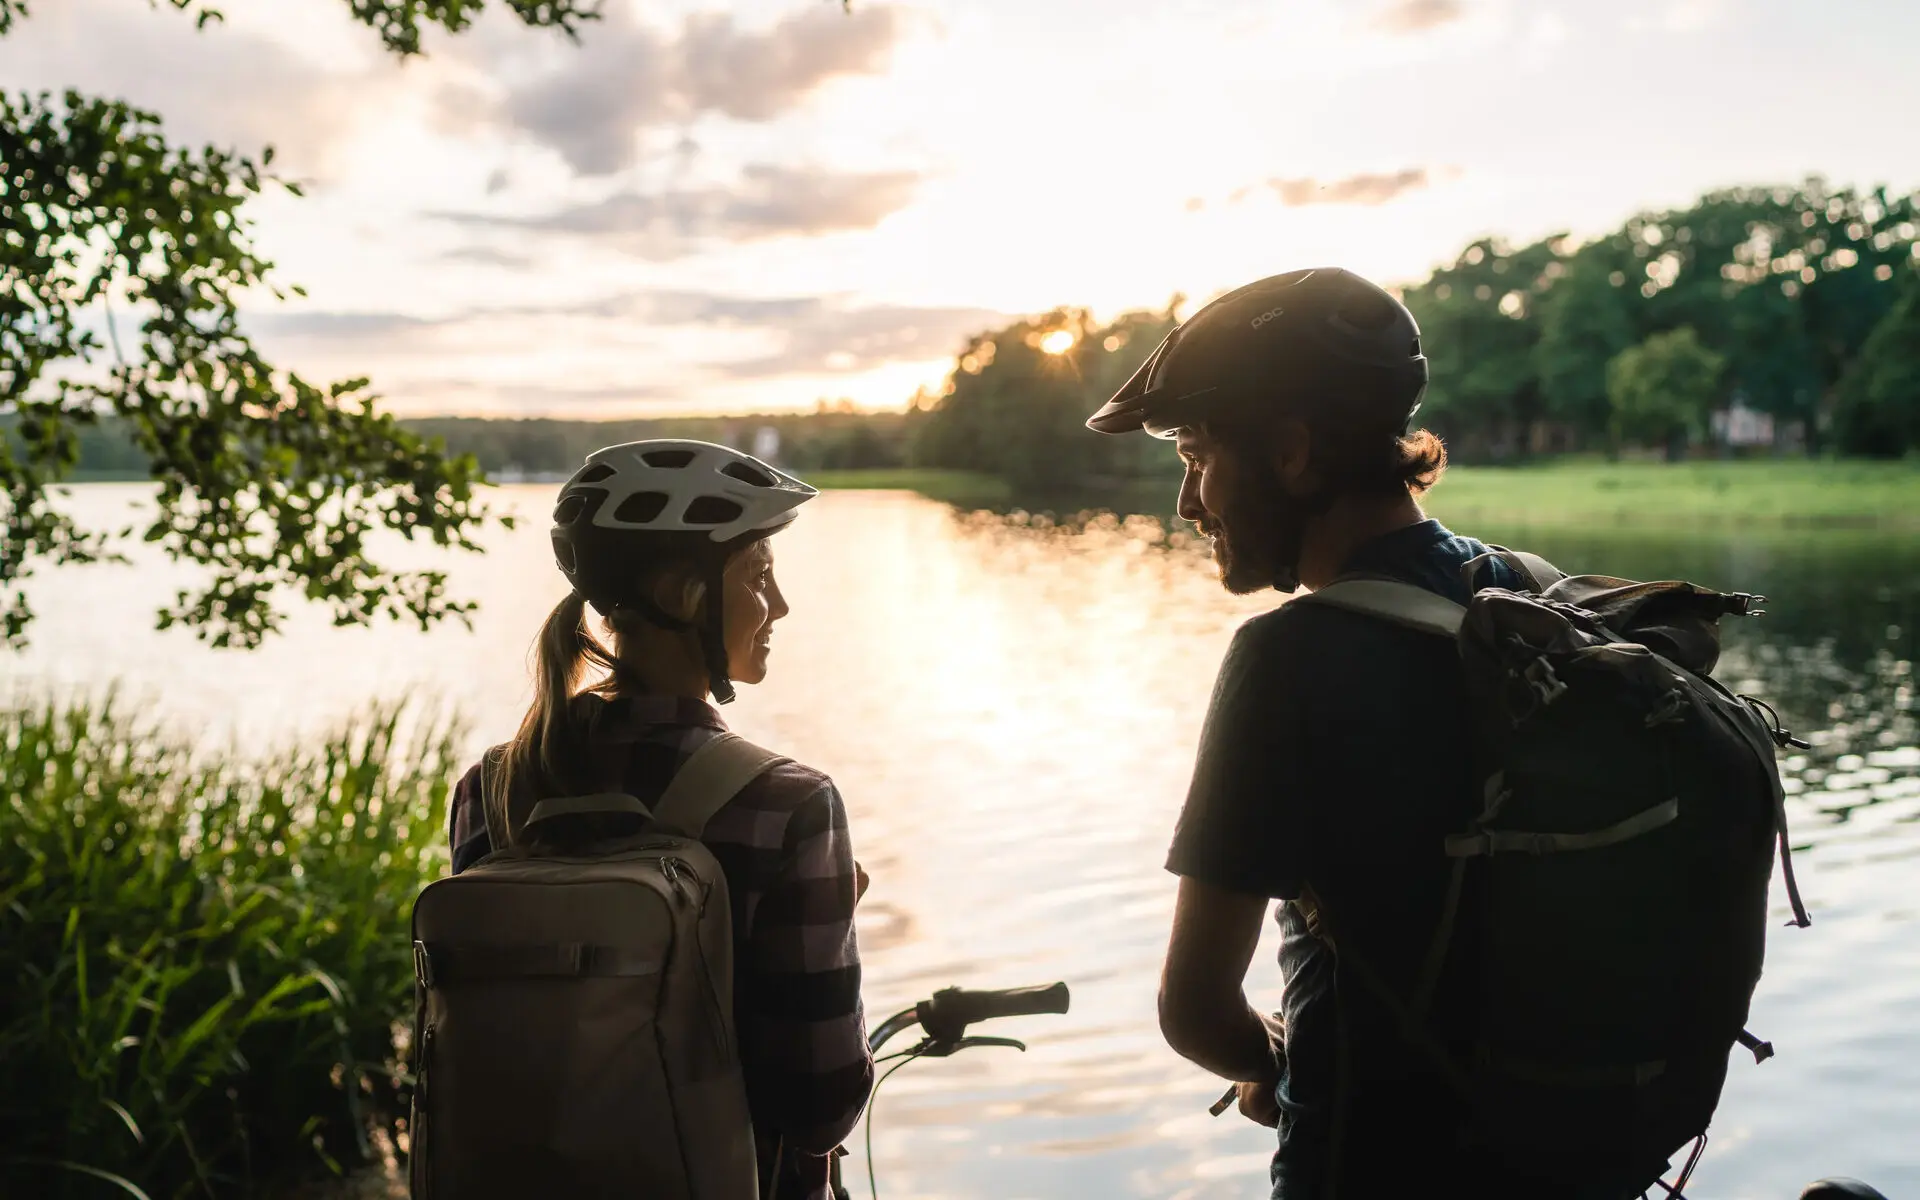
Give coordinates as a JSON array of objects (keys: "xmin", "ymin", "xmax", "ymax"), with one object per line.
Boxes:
[{"xmin": 13, "ymin": 484, "xmax": 1920, "ymax": 1200}]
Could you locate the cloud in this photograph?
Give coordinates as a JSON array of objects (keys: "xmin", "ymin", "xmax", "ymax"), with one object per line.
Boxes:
[
  {"xmin": 249, "ymin": 311, "xmax": 436, "ymax": 342},
  {"xmin": 471, "ymin": 3, "xmax": 904, "ymax": 176},
  {"xmin": 437, "ymin": 164, "xmax": 924, "ymax": 258},
  {"xmin": 435, "ymin": 245, "xmax": 536, "ymax": 269},
  {"xmin": 1370, "ymin": 0, "xmax": 1466, "ymax": 34},
  {"xmin": 706, "ymin": 299, "xmax": 1009, "ymax": 380},
  {"xmin": 0, "ymin": 0, "xmax": 383, "ymax": 177},
  {"xmin": 387, "ymin": 378, "xmax": 684, "ymax": 416},
  {"xmin": 1269, "ymin": 168, "xmax": 1435, "ymax": 206},
  {"xmin": 246, "ymin": 290, "xmax": 1009, "ymax": 384}
]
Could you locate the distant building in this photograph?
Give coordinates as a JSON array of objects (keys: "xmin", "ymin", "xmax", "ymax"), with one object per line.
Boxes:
[
  {"xmin": 1710, "ymin": 398, "xmax": 1776, "ymax": 448},
  {"xmin": 752, "ymin": 425, "xmax": 781, "ymax": 463}
]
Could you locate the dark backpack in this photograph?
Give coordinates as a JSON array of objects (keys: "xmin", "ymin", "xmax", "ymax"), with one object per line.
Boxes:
[{"xmin": 1300, "ymin": 549, "xmax": 1812, "ymax": 1192}]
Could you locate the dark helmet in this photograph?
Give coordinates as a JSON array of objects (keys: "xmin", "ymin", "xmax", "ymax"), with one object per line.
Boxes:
[
  {"xmin": 549, "ymin": 440, "xmax": 817, "ymax": 703},
  {"xmin": 1085, "ymin": 267, "xmax": 1427, "ymax": 439}
]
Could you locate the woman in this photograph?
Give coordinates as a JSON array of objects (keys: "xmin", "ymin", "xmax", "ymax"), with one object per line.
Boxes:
[{"xmin": 446, "ymin": 439, "xmax": 874, "ymax": 1200}]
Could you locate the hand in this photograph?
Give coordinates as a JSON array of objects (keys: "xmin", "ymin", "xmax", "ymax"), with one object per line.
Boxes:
[
  {"xmin": 854, "ymin": 860, "xmax": 870, "ymax": 905},
  {"xmin": 1235, "ymin": 1078, "xmax": 1281, "ymax": 1128}
]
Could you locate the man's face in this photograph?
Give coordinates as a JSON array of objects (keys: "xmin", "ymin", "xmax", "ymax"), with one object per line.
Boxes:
[{"xmin": 1174, "ymin": 426, "xmax": 1279, "ymax": 594}]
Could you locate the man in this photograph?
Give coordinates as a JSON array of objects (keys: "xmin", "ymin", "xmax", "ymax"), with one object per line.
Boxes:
[{"xmin": 1086, "ymin": 267, "xmax": 1544, "ymax": 1198}]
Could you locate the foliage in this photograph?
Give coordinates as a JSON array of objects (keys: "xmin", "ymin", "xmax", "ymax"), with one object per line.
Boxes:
[
  {"xmin": 913, "ymin": 179, "xmax": 1919, "ymax": 489},
  {"xmin": 909, "ymin": 304, "xmax": 1181, "ymax": 491},
  {"xmin": 1606, "ymin": 328, "xmax": 1727, "ymax": 460},
  {"xmin": 1533, "ymin": 239, "xmax": 1638, "ymax": 439},
  {"xmin": 1832, "ymin": 271, "xmax": 1920, "ymax": 458},
  {"xmin": 1, "ymin": 1, "xmax": 601, "ymax": 649},
  {"xmin": 1398, "ymin": 179, "xmax": 1920, "ymax": 460},
  {"xmin": 0, "ymin": 696, "xmax": 456, "ymax": 1199}
]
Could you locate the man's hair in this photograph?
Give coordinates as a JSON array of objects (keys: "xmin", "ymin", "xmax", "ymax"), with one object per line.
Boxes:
[{"xmin": 1205, "ymin": 360, "xmax": 1448, "ymax": 498}]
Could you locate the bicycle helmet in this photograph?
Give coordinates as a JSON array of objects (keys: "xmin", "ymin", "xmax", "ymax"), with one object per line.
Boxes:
[
  {"xmin": 1085, "ymin": 267, "xmax": 1428, "ymax": 438},
  {"xmin": 549, "ymin": 439, "xmax": 818, "ymax": 703}
]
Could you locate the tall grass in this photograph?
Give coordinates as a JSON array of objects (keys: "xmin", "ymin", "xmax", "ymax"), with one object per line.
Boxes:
[{"xmin": 1, "ymin": 696, "xmax": 456, "ymax": 1199}]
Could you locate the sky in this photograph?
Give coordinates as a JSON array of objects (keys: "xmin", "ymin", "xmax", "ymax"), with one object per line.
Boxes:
[{"xmin": 6, "ymin": 0, "xmax": 1919, "ymax": 418}]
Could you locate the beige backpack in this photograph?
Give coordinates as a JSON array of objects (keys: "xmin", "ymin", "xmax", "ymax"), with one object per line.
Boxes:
[{"xmin": 409, "ymin": 733, "xmax": 786, "ymax": 1200}]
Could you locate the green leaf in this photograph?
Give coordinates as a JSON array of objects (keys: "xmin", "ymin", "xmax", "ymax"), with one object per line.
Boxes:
[
  {"xmin": 102, "ymin": 1098, "xmax": 145, "ymax": 1145},
  {"xmin": 6, "ymin": 1159, "xmax": 155, "ymax": 1200}
]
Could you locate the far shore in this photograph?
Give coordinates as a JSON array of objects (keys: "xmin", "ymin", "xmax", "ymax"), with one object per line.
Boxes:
[{"xmin": 51, "ymin": 459, "xmax": 1920, "ymax": 530}]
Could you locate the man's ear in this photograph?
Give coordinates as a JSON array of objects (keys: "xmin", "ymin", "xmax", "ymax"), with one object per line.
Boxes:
[{"xmin": 1268, "ymin": 417, "xmax": 1315, "ymax": 493}]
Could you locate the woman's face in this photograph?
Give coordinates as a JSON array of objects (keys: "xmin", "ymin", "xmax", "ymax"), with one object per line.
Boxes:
[{"xmin": 719, "ymin": 537, "xmax": 788, "ymax": 687}]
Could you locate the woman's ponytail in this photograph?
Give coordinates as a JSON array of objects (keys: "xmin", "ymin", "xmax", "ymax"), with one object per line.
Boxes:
[{"xmin": 488, "ymin": 591, "xmax": 618, "ymax": 844}]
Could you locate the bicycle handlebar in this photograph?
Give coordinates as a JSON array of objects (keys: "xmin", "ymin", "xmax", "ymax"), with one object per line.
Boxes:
[{"xmin": 917, "ymin": 982, "xmax": 1070, "ymax": 1043}]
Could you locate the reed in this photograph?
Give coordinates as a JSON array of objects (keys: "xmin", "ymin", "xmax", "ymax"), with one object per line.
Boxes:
[{"xmin": 0, "ymin": 695, "xmax": 456, "ymax": 1199}]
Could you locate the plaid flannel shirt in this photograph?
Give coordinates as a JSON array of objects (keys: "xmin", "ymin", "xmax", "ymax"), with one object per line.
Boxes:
[{"xmin": 449, "ymin": 693, "xmax": 873, "ymax": 1200}]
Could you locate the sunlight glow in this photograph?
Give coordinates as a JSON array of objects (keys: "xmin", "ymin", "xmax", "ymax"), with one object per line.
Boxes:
[{"xmin": 1040, "ymin": 329, "xmax": 1076, "ymax": 355}]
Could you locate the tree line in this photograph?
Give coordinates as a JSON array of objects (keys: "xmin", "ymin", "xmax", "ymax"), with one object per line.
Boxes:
[
  {"xmin": 912, "ymin": 179, "xmax": 1920, "ymax": 482},
  {"xmin": 14, "ymin": 407, "xmax": 922, "ymax": 480},
  {"xmin": 19, "ymin": 179, "xmax": 1918, "ymax": 507}
]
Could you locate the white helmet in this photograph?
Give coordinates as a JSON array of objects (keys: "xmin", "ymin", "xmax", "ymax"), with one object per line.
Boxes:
[
  {"xmin": 557, "ymin": 439, "xmax": 817, "ymax": 542},
  {"xmin": 549, "ymin": 439, "xmax": 817, "ymax": 703}
]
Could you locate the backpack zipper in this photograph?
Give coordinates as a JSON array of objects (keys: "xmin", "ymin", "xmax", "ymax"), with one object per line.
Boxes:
[
  {"xmin": 414, "ymin": 1024, "xmax": 435, "ymax": 1200},
  {"xmin": 662, "ymin": 856, "xmax": 715, "ymax": 913},
  {"xmin": 662, "ymin": 856, "xmax": 731, "ymax": 1060}
]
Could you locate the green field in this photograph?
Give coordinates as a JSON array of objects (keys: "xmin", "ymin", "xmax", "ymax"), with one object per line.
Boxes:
[
  {"xmin": 812, "ymin": 461, "xmax": 1920, "ymax": 528},
  {"xmin": 1423, "ymin": 460, "xmax": 1920, "ymax": 528}
]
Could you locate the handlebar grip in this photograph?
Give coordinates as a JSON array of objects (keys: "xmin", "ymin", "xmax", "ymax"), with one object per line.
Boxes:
[{"xmin": 918, "ymin": 982, "xmax": 1070, "ymax": 1042}]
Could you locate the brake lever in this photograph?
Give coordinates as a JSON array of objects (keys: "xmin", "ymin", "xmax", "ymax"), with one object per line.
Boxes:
[{"xmin": 915, "ymin": 1035, "xmax": 1029, "ymax": 1058}]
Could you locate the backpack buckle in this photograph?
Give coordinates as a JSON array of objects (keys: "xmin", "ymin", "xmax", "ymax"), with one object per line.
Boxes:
[
  {"xmin": 1522, "ymin": 657, "xmax": 1568, "ymax": 706},
  {"xmin": 413, "ymin": 940, "xmax": 435, "ymax": 989}
]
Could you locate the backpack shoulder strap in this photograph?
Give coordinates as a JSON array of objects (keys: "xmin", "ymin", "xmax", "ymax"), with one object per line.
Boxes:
[
  {"xmin": 652, "ymin": 732, "xmax": 790, "ymax": 839},
  {"xmin": 1507, "ymin": 550, "xmax": 1566, "ymax": 589},
  {"xmin": 1303, "ymin": 578, "xmax": 1466, "ymax": 639},
  {"xmin": 1466, "ymin": 546, "xmax": 1568, "ymax": 593}
]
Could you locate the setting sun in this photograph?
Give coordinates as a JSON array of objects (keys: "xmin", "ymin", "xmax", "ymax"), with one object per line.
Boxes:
[{"xmin": 1040, "ymin": 329, "xmax": 1076, "ymax": 355}]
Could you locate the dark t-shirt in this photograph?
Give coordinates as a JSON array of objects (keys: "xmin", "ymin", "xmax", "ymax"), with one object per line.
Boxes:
[{"xmin": 1167, "ymin": 520, "xmax": 1522, "ymax": 1199}]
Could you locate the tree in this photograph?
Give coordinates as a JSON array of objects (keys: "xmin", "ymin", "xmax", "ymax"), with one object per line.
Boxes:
[
  {"xmin": 1832, "ymin": 270, "xmax": 1920, "ymax": 457},
  {"xmin": 910, "ymin": 303, "xmax": 1179, "ymax": 491},
  {"xmin": 1, "ymin": 0, "xmax": 602, "ymax": 647},
  {"xmin": 1620, "ymin": 181, "xmax": 1917, "ymax": 443},
  {"xmin": 1606, "ymin": 327, "xmax": 1727, "ymax": 460},
  {"xmin": 1401, "ymin": 236, "xmax": 1563, "ymax": 457},
  {"xmin": 1534, "ymin": 237, "xmax": 1640, "ymax": 444}
]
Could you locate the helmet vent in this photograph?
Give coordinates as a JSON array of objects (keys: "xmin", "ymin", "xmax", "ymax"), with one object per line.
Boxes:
[
  {"xmin": 641, "ymin": 449, "xmax": 697, "ymax": 468},
  {"xmin": 553, "ymin": 494, "xmax": 589, "ymax": 525},
  {"xmin": 722, "ymin": 461, "xmax": 777, "ymax": 487},
  {"xmin": 575, "ymin": 463, "xmax": 616, "ymax": 484},
  {"xmin": 613, "ymin": 491, "xmax": 670, "ymax": 523},
  {"xmin": 683, "ymin": 496, "xmax": 744, "ymax": 526}
]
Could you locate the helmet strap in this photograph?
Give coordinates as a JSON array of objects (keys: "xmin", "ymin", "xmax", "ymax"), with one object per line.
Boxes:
[
  {"xmin": 699, "ymin": 558, "xmax": 736, "ymax": 705},
  {"xmin": 613, "ymin": 592, "xmax": 695, "ymax": 634}
]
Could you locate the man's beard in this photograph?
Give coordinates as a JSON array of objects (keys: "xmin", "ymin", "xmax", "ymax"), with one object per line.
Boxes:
[{"xmin": 1199, "ymin": 506, "xmax": 1278, "ymax": 595}]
